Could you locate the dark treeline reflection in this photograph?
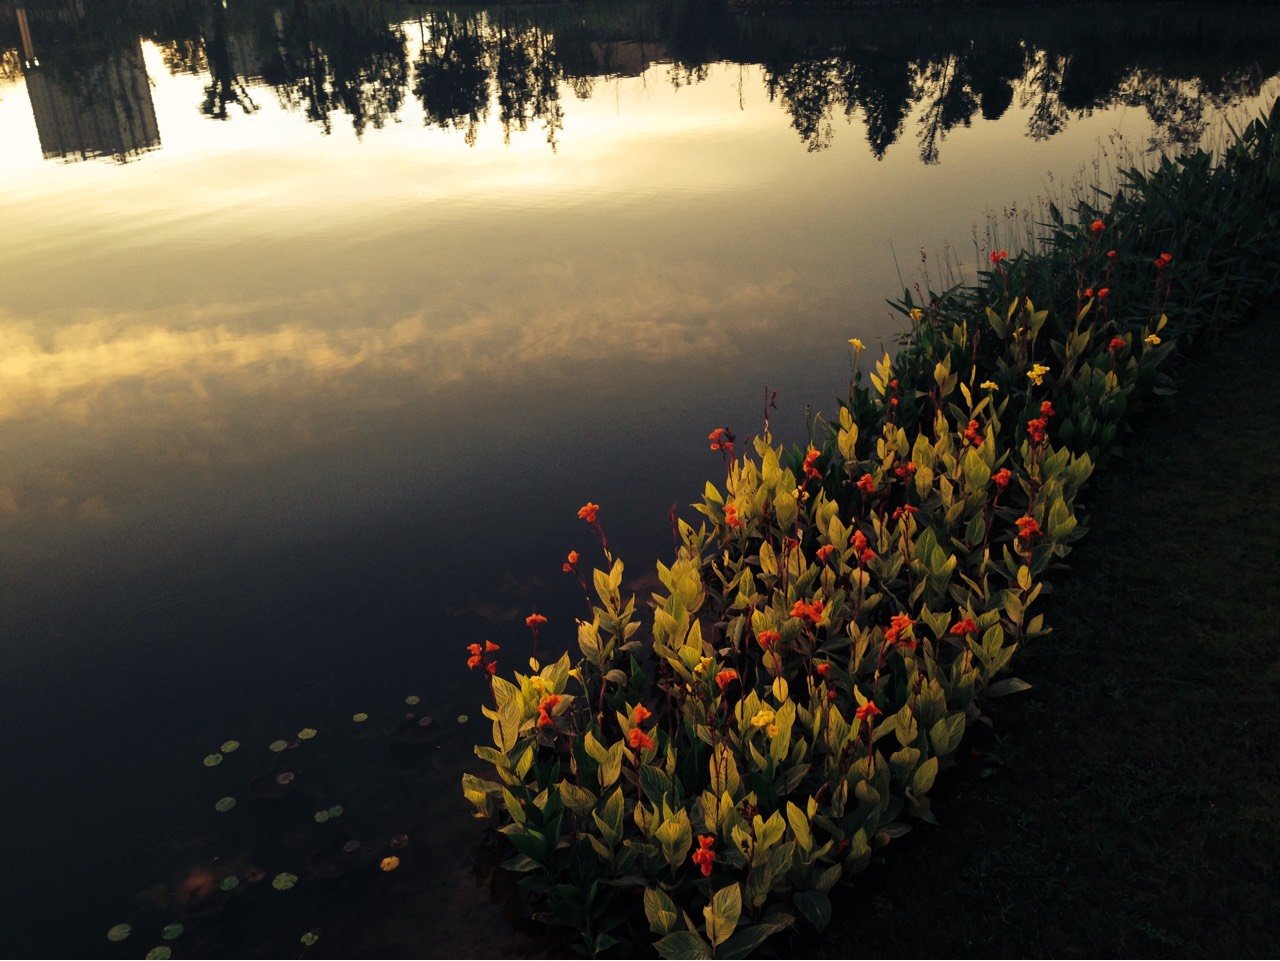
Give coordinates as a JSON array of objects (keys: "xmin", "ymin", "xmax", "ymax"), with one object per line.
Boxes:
[{"xmin": 1, "ymin": 0, "xmax": 1278, "ymax": 162}]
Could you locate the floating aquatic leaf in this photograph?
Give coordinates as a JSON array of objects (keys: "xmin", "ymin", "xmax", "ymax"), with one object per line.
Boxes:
[
  {"xmin": 276, "ymin": 771, "xmax": 296, "ymax": 786},
  {"xmin": 327, "ymin": 805, "xmax": 344, "ymax": 819},
  {"xmin": 379, "ymin": 856, "xmax": 400, "ymax": 872},
  {"xmin": 313, "ymin": 810, "xmax": 330, "ymax": 824},
  {"xmin": 301, "ymin": 931, "xmax": 320, "ymax": 947},
  {"xmin": 390, "ymin": 833, "xmax": 409, "ymax": 850},
  {"xmin": 161, "ymin": 923, "xmax": 184, "ymax": 941},
  {"xmin": 202, "ymin": 753, "xmax": 223, "ymax": 767},
  {"xmin": 145, "ymin": 947, "xmax": 171, "ymax": 960},
  {"xmin": 404, "ymin": 695, "xmax": 421, "ymax": 705},
  {"xmin": 417, "ymin": 716, "xmax": 433, "ymax": 728},
  {"xmin": 456, "ymin": 715, "xmax": 468, "ymax": 724},
  {"xmin": 342, "ymin": 840, "xmax": 360, "ymax": 854},
  {"xmin": 297, "ymin": 728, "xmax": 317, "ymax": 741},
  {"xmin": 352, "ymin": 712, "xmax": 368, "ymax": 723},
  {"xmin": 106, "ymin": 923, "xmax": 131, "ymax": 942},
  {"xmin": 268, "ymin": 740, "xmax": 288, "ymax": 753},
  {"xmin": 220, "ymin": 740, "xmax": 240, "ymax": 754},
  {"xmin": 220, "ymin": 875, "xmax": 240, "ymax": 891},
  {"xmin": 214, "ymin": 797, "xmax": 236, "ymax": 813},
  {"xmin": 272, "ymin": 872, "xmax": 298, "ymax": 891}
]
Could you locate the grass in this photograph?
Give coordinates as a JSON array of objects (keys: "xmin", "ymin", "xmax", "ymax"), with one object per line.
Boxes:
[{"xmin": 805, "ymin": 319, "xmax": 1280, "ymax": 956}]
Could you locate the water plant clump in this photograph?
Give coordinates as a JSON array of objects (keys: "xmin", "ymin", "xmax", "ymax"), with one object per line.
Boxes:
[{"xmin": 462, "ymin": 100, "xmax": 1280, "ymax": 957}]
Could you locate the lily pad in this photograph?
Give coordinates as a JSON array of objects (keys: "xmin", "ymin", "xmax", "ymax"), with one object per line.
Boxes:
[
  {"xmin": 106, "ymin": 923, "xmax": 131, "ymax": 942},
  {"xmin": 276, "ymin": 771, "xmax": 296, "ymax": 786},
  {"xmin": 268, "ymin": 739, "xmax": 288, "ymax": 753},
  {"xmin": 404, "ymin": 695, "xmax": 421, "ymax": 705},
  {"xmin": 161, "ymin": 923, "xmax": 184, "ymax": 941},
  {"xmin": 301, "ymin": 931, "xmax": 320, "ymax": 947},
  {"xmin": 220, "ymin": 740, "xmax": 240, "ymax": 753},
  {"xmin": 342, "ymin": 840, "xmax": 360, "ymax": 854},
  {"xmin": 326, "ymin": 805, "xmax": 344, "ymax": 819},
  {"xmin": 313, "ymin": 810, "xmax": 330, "ymax": 824},
  {"xmin": 297, "ymin": 728, "xmax": 317, "ymax": 741},
  {"xmin": 145, "ymin": 947, "xmax": 171, "ymax": 960},
  {"xmin": 220, "ymin": 875, "xmax": 240, "ymax": 891},
  {"xmin": 214, "ymin": 796, "xmax": 236, "ymax": 813},
  {"xmin": 272, "ymin": 872, "xmax": 298, "ymax": 891},
  {"xmin": 457, "ymin": 715, "xmax": 468, "ymax": 724},
  {"xmin": 352, "ymin": 712, "xmax": 368, "ymax": 723},
  {"xmin": 202, "ymin": 753, "xmax": 223, "ymax": 767}
]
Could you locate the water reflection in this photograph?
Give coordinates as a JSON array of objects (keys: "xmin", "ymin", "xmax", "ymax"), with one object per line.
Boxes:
[{"xmin": 2, "ymin": 0, "xmax": 1278, "ymax": 163}]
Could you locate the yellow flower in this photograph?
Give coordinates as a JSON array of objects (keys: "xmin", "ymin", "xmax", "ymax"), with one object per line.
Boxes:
[
  {"xmin": 766, "ymin": 723, "xmax": 779, "ymax": 738},
  {"xmin": 751, "ymin": 708, "xmax": 776, "ymax": 729},
  {"xmin": 1144, "ymin": 334, "xmax": 1161, "ymax": 346},
  {"xmin": 980, "ymin": 380, "xmax": 999, "ymax": 390},
  {"xmin": 848, "ymin": 337, "xmax": 865, "ymax": 352},
  {"xmin": 909, "ymin": 308, "xmax": 924, "ymax": 322},
  {"xmin": 1027, "ymin": 363, "xmax": 1050, "ymax": 386}
]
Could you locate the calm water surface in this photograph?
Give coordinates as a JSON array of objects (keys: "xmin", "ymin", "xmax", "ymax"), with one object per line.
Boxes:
[{"xmin": 1, "ymin": 0, "xmax": 1277, "ymax": 954}]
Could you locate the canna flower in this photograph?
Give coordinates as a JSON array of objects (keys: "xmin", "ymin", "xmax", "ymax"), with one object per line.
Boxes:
[
  {"xmin": 894, "ymin": 460, "xmax": 917, "ymax": 481},
  {"xmin": 577, "ymin": 502, "xmax": 599, "ymax": 524},
  {"xmin": 1154, "ymin": 252, "xmax": 1174, "ymax": 270},
  {"xmin": 909, "ymin": 308, "xmax": 924, "ymax": 322},
  {"xmin": 856, "ymin": 473, "xmax": 876, "ymax": 495},
  {"xmin": 1084, "ymin": 287, "xmax": 1094, "ymax": 299},
  {"xmin": 1108, "ymin": 336, "xmax": 1126, "ymax": 354},
  {"xmin": 1097, "ymin": 287, "xmax": 1110, "ymax": 300},
  {"xmin": 852, "ymin": 530, "xmax": 875, "ymax": 564},
  {"xmin": 849, "ymin": 337, "xmax": 865, "ymax": 352},
  {"xmin": 855, "ymin": 700, "xmax": 883, "ymax": 723},
  {"xmin": 486, "ymin": 662, "xmax": 497, "ymax": 675},
  {"xmin": 1040, "ymin": 400, "xmax": 1055, "ymax": 418},
  {"xmin": 950, "ymin": 618, "xmax": 978, "ymax": 636},
  {"xmin": 1090, "ymin": 219, "xmax": 1105, "ymax": 236},
  {"xmin": 884, "ymin": 613, "xmax": 915, "ymax": 648},
  {"xmin": 790, "ymin": 599, "xmax": 825, "ymax": 625},
  {"xmin": 980, "ymin": 380, "xmax": 999, "ymax": 390},
  {"xmin": 380, "ymin": 856, "xmax": 400, "ymax": 872},
  {"xmin": 892, "ymin": 504, "xmax": 917, "ymax": 521},
  {"xmin": 562, "ymin": 550, "xmax": 580, "ymax": 573},
  {"xmin": 708, "ymin": 427, "xmax": 734, "ymax": 454},
  {"xmin": 525, "ymin": 612, "xmax": 547, "ymax": 628},
  {"xmin": 815, "ymin": 662, "xmax": 832, "ymax": 678},
  {"xmin": 964, "ymin": 419, "xmax": 984, "ymax": 446},
  {"xmin": 536, "ymin": 694, "xmax": 562, "ymax": 729},
  {"xmin": 990, "ymin": 249, "xmax": 1008, "ymax": 265},
  {"xmin": 751, "ymin": 708, "xmax": 776, "ymax": 729},
  {"xmin": 1015, "ymin": 515, "xmax": 1042, "ymax": 540},
  {"xmin": 715, "ymin": 668, "xmax": 738, "ymax": 692},
  {"xmin": 1027, "ymin": 363, "xmax": 1050, "ymax": 386},
  {"xmin": 724, "ymin": 504, "xmax": 742, "ymax": 528},
  {"xmin": 1026, "ymin": 417, "xmax": 1048, "ymax": 445},
  {"xmin": 1106, "ymin": 249, "xmax": 1117, "ymax": 260},
  {"xmin": 691, "ymin": 836, "xmax": 716, "ymax": 877},
  {"xmin": 756, "ymin": 629, "xmax": 780, "ymax": 651},
  {"xmin": 628, "ymin": 727, "xmax": 654, "ymax": 752},
  {"xmin": 816, "ymin": 544, "xmax": 836, "ymax": 563},
  {"xmin": 993, "ymin": 468, "xmax": 1012, "ymax": 490},
  {"xmin": 803, "ymin": 446, "xmax": 822, "ymax": 481},
  {"xmin": 1145, "ymin": 333, "xmax": 1161, "ymax": 347},
  {"xmin": 631, "ymin": 704, "xmax": 653, "ymax": 725}
]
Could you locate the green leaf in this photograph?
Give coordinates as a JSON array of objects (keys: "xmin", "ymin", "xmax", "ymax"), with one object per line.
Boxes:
[
  {"xmin": 794, "ymin": 889, "xmax": 832, "ymax": 931},
  {"xmin": 654, "ymin": 930, "xmax": 712, "ymax": 960},
  {"xmin": 785, "ymin": 801, "xmax": 812, "ymax": 850},
  {"xmin": 912, "ymin": 756, "xmax": 939, "ymax": 795},
  {"xmin": 985, "ymin": 677, "xmax": 1033, "ymax": 697},
  {"xmin": 644, "ymin": 887, "xmax": 680, "ymax": 936},
  {"xmin": 705, "ymin": 883, "xmax": 742, "ymax": 945}
]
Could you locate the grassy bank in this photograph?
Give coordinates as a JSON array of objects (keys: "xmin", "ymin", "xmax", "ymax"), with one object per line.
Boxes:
[{"xmin": 817, "ymin": 319, "xmax": 1280, "ymax": 956}]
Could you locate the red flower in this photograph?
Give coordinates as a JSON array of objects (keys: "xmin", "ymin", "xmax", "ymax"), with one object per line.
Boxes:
[
  {"xmin": 852, "ymin": 530, "xmax": 875, "ymax": 565},
  {"xmin": 628, "ymin": 727, "xmax": 654, "ymax": 752},
  {"xmin": 855, "ymin": 700, "xmax": 883, "ymax": 723},
  {"xmin": 485, "ymin": 641, "xmax": 500, "ymax": 653},
  {"xmin": 724, "ymin": 504, "xmax": 742, "ymax": 528},
  {"xmin": 894, "ymin": 461, "xmax": 917, "ymax": 481},
  {"xmin": 756, "ymin": 629, "xmax": 780, "ymax": 651},
  {"xmin": 884, "ymin": 613, "xmax": 915, "ymax": 648},
  {"xmin": 537, "ymin": 694, "xmax": 562, "ymax": 729},
  {"xmin": 949, "ymin": 618, "xmax": 978, "ymax": 636},
  {"xmin": 993, "ymin": 468, "xmax": 1012, "ymax": 490},
  {"xmin": 467, "ymin": 643, "xmax": 484, "ymax": 657},
  {"xmin": 1026, "ymin": 417, "xmax": 1048, "ymax": 445},
  {"xmin": 1015, "ymin": 515, "xmax": 1042, "ymax": 540},
  {"xmin": 562, "ymin": 550, "xmax": 579, "ymax": 573},
  {"xmin": 1154, "ymin": 252, "xmax": 1174, "ymax": 270},
  {"xmin": 815, "ymin": 662, "xmax": 832, "ymax": 678},
  {"xmin": 889, "ymin": 379, "xmax": 900, "ymax": 390},
  {"xmin": 577, "ymin": 502, "xmax": 599, "ymax": 523},
  {"xmin": 990, "ymin": 249, "xmax": 1008, "ymax": 265},
  {"xmin": 485, "ymin": 661, "xmax": 497, "ymax": 675},
  {"xmin": 466, "ymin": 654, "xmax": 483, "ymax": 670},
  {"xmin": 1098, "ymin": 287, "xmax": 1110, "ymax": 300},
  {"xmin": 691, "ymin": 835, "xmax": 716, "ymax": 877},
  {"xmin": 856, "ymin": 473, "xmax": 876, "ymax": 495},
  {"xmin": 790, "ymin": 599, "xmax": 825, "ymax": 625},
  {"xmin": 708, "ymin": 427, "xmax": 734, "ymax": 454},
  {"xmin": 1090, "ymin": 219, "xmax": 1105, "ymax": 236},
  {"xmin": 964, "ymin": 419, "xmax": 984, "ymax": 446},
  {"xmin": 892, "ymin": 504, "xmax": 918, "ymax": 521},
  {"xmin": 816, "ymin": 544, "xmax": 836, "ymax": 563},
  {"xmin": 1106, "ymin": 249, "xmax": 1117, "ymax": 260},
  {"xmin": 1084, "ymin": 288, "xmax": 1094, "ymax": 299},
  {"xmin": 715, "ymin": 669, "xmax": 738, "ymax": 691},
  {"xmin": 631, "ymin": 704, "xmax": 653, "ymax": 725},
  {"xmin": 1108, "ymin": 336, "xmax": 1125, "ymax": 354},
  {"xmin": 802, "ymin": 446, "xmax": 822, "ymax": 481},
  {"xmin": 1039, "ymin": 400, "xmax": 1055, "ymax": 418},
  {"xmin": 525, "ymin": 612, "xmax": 547, "ymax": 628}
]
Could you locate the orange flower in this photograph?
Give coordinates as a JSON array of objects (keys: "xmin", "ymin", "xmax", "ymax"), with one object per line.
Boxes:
[
  {"xmin": 724, "ymin": 504, "xmax": 742, "ymax": 528},
  {"xmin": 1097, "ymin": 287, "xmax": 1110, "ymax": 300},
  {"xmin": 631, "ymin": 704, "xmax": 653, "ymax": 725},
  {"xmin": 537, "ymin": 694, "xmax": 562, "ymax": 729},
  {"xmin": 380, "ymin": 856, "xmax": 400, "ymax": 872},
  {"xmin": 892, "ymin": 504, "xmax": 917, "ymax": 521},
  {"xmin": 467, "ymin": 643, "xmax": 484, "ymax": 657},
  {"xmin": 715, "ymin": 669, "xmax": 738, "ymax": 691},
  {"xmin": 466, "ymin": 654, "xmax": 483, "ymax": 670},
  {"xmin": 855, "ymin": 700, "xmax": 883, "ymax": 723},
  {"xmin": 485, "ymin": 662, "xmax": 497, "ymax": 675},
  {"xmin": 1015, "ymin": 515, "xmax": 1042, "ymax": 540},
  {"xmin": 815, "ymin": 662, "xmax": 832, "ymax": 678},
  {"xmin": 802, "ymin": 446, "xmax": 822, "ymax": 481},
  {"xmin": 525, "ymin": 612, "xmax": 547, "ymax": 628},
  {"xmin": 852, "ymin": 530, "xmax": 875, "ymax": 564},
  {"xmin": 756, "ymin": 629, "xmax": 780, "ymax": 651},
  {"xmin": 949, "ymin": 618, "xmax": 978, "ymax": 636},
  {"xmin": 577, "ymin": 502, "xmax": 600, "ymax": 523},
  {"xmin": 562, "ymin": 550, "xmax": 579, "ymax": 573},
  {"xmin": 993, "ymin": 468, "xmax": 1012, "ymax": 490},
  {"xmin": 790, "ymin": 599, "xmax": 824, "ymax": 625},
  {"xmin": 964, "ymin": 419, "xmax": 984, "ymax": 446},
  {"xmin": 989, "ymin": 249, "xmax": 1008, "ymax": 265},
  {"xmin": 884, "ymin": 613, "xmax": 915, "ymax": 648},
  {"xmin": 1106, "ymin": 249, "xmax": 1117, "ymax": 260},
  {"xmin": 691, "ymin": 835, "xmax": 716, "ymax": 877},
  {"xmin": 856, "ymin": 473, "xmax": 876, "ymax": 495},
  {"xmin": 1154, "ymin": 252, "xmax": 1174, "ymax": 270},
  {"xmin": 628, "ymin": 727, "xmax": 654, "ymax": 752},
  {"xmin": 1108, "ymin": 336, "xmax": 1125, "ymax": 353},
  {"xmin": 708, "ymin": 427, "xmax": 734, "ymax": 453},
  {"xmin": 1039, "ymin": 400, "xmax": 1055, "ymax": 418},
  {"xmin": 1090, "ymin": 219, "xmax": 1105, "ymax": 236},
  {"xmin": 1026, "ymin": 417, "xmax": 1048, "ymax": 445},
  {"xmin": 816, "ymin": 544, "xmax": 835, "ymax": 563},
  {"xmin": 894, "ymin": 460, "xmax": 917, "ymax": 481}
]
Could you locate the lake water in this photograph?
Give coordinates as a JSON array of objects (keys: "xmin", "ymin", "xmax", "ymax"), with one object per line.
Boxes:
[{"xmin": 1, "ymin": 0, "xmax": 1277, "ymax": 955}]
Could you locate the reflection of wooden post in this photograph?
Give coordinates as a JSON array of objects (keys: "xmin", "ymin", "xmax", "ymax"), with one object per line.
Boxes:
[{"xmin": 16, "ymin": 8, "xmax": 38, "ymax": 68}]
